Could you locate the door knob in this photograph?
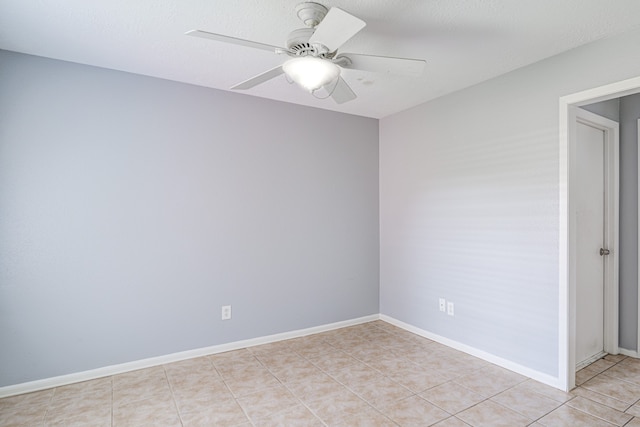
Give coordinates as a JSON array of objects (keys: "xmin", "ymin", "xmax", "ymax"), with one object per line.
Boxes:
[{"xmin": 600, "ymin": 248, "xmax": 610, "ymax": 256}]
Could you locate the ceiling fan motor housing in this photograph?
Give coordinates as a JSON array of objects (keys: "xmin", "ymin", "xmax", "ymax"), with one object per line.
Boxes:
[{"xmin": 286, "ymin": 28, "xmax": 331, "ymax": 57}]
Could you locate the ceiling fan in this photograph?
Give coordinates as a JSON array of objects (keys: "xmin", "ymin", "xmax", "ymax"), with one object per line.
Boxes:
[{"xmin": 186, "ymin": 2, "xmax": 426, "ymax": 104}]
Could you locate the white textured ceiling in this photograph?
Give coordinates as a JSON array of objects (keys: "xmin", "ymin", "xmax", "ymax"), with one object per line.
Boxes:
[{"xmin": 1, "ymin": 0, "xmax": 640, "ymax": 118}]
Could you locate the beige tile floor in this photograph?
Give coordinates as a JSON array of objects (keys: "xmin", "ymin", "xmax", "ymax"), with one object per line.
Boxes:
[{"xmin": 2, "ymin": 320, "xmax": 640, "ymax": 426}]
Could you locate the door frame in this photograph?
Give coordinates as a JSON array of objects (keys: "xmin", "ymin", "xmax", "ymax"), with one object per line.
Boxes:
[
  {"xmin": 637, "ymin": 118, "xmax": 640, "ymax": 359},
  {"xmin": 572, "ymin": 107, "xmax": 619, "ymax": 372},
  {"xmin": 559, "ymin": 76, "xmax": 640, "ymax": 392}
]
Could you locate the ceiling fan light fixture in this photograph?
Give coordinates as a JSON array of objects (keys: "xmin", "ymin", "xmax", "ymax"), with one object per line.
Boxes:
[{"xmin": 283, "ymin": 57, "xmax": 340, "ymax": 92}]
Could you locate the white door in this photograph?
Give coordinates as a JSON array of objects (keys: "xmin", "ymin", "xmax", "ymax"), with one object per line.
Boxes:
[{"xmin": 575, "ymin": 120, "xmax": 607, "ymax": 369}]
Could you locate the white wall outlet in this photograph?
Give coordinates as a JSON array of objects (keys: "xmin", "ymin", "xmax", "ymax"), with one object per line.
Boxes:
[
  {"xmin": 221, "ymin": 305, "xmax": 232, "ymax": 320},
  {"xmin": 447, "ymin": 302, "xmax": 454, "ymax": 316},
  {"xmin": 439, "ymin": 298, "xmax": 446, "ymax": 312}
]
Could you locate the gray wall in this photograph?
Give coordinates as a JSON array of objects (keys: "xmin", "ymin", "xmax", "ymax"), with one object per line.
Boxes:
[
  {"xmin": 582, "ymin": 98, "xmax": 620, "ymax": 121},
  {"xmin": 619, "ymin": 93, "xmax": 640, "ymax": 350},
  {"xmin": 0, "ymin": 50, "xmax": 380, "ymax": 387},
  {"xmin": 379, "ymin": 28, "xmax": 640, "ymax": 379}
]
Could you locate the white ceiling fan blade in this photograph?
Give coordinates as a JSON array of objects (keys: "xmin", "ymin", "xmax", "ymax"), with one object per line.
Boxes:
[
  {"xmin": 337, "ymin": 53, "xmax": 426, "ymax": 76},
  {"xmin": 308, "ymin": 8, "xmax": 365, "ymax": 52},
  {"xmin": 186, "ymin": 30, "xmax": 283, "ymax": 53},
  {"xmin": 329, "ymin": 77, "xmax": 357, "ymax": 104},
  {"xmin": 231, "ymin": 65, "xmax": 284, "ymax": 90}
]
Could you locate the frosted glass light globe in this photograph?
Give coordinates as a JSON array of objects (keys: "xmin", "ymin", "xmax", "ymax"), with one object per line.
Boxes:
[{"xmin": 283, "ymin": 57, "xmax": 340, "ymax": 92}]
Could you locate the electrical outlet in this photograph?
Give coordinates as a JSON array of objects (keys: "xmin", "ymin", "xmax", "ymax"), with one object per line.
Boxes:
[
  {"xmin": 439, "ymin": 298, "xmax": 446, "ymax": 312},
  {"xmin": 447, "ymin": 302, "xmax": 454, "ymax": 316},
  {"xmin": 221, "ymin": 305, "xmax": 232, "ymax": 320}
]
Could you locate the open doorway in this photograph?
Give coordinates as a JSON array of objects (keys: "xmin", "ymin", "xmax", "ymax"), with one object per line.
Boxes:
[{"xmin": 559, "ymin": 76, "xmax": 640, "ymax": 392}]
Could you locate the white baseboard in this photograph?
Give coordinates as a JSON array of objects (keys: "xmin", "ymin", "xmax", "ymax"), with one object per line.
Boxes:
[
  {"xmin": 0, "ymin": 314, "xmax": 379, "ymax": 398},
  {"xmin": 575, "ymin": 350, "xmax": 607, "ymax": 371},
  {"xmin": 619, "ymin": 347, "xmax": 640, "ymax": 358},
  {"xmin": 379, "ymin": 314, "xmax": 563, "ymax": 390},
  {"xmin": 2, "ymin": 313, "xmax": 566, "ymax": 397}
]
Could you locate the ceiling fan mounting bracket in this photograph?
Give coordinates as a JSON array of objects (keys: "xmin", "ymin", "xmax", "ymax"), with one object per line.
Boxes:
[{"xmin": 295, "ymin": 2, "xmax": 328, "ymax": 28}]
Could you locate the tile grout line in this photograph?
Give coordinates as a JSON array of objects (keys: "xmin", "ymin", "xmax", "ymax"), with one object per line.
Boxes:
[
  {"xmin": 560, "ymin": 355, "xmax": 639, "ymax": 426},
  {"xmin": 210, "ymin": 356, "xmax": 258, "ymax": 426},
  {"xmin": 162, "ymin": 365, "xmax": 184, "ymax": 427},
  {"xmin": 258, "ymin": 329, "xmax": 401, "ymax": 425},
  {"xmin": 41, "ymin": 386, "xmax": 56, "ymax": 427},
  {"xmin": 111, "ymin": 376, "xmax": 114, "ymax": 427}
]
